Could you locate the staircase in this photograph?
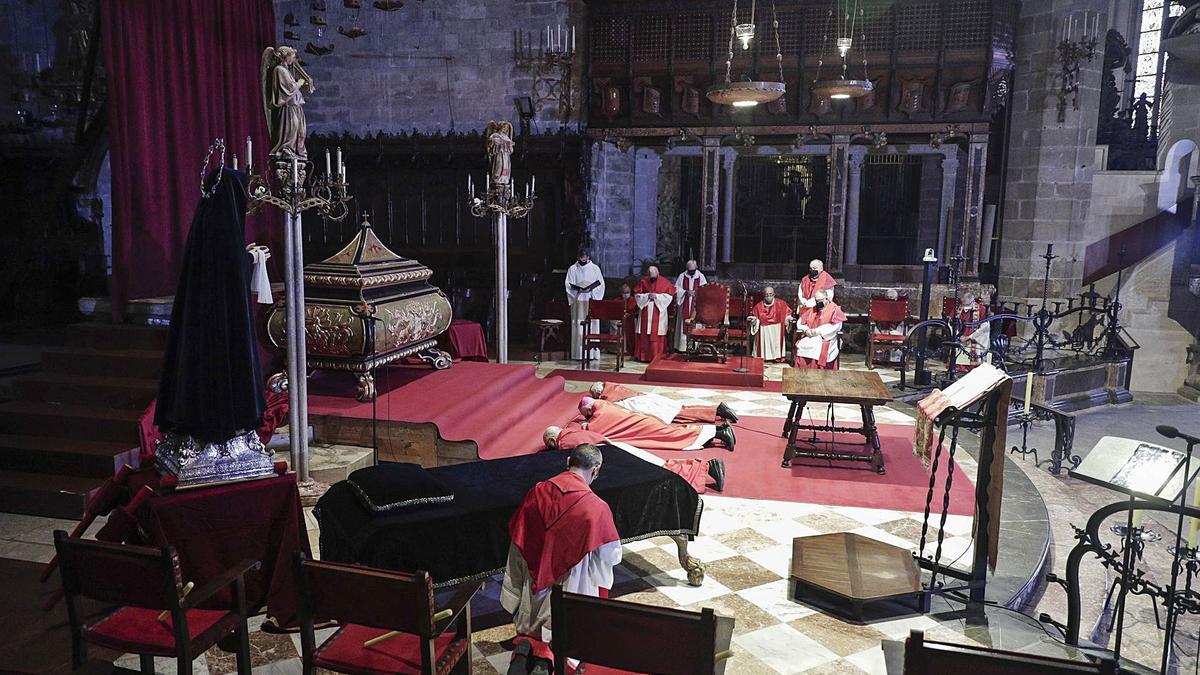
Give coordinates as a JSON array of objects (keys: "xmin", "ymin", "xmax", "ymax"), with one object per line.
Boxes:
[{"xmin": 0, "ymin": 324, "xmax": 165, "ymax": 519}]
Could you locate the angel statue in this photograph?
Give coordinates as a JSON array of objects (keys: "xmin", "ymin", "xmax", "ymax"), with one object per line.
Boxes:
[
  {"xmin": 261, "ymin": 46, "xmax": 316, "ymax": 160},
  {"xmin": 485, "ymin": 120, "xmax": 514, "ymax": 187}
]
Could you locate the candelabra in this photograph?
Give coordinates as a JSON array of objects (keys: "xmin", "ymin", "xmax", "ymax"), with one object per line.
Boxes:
[
  {"xmin": 513, "ymin": 26, "xmax": 576, "ymax": 122},
  {"xmin": 465, "ymin": 174, "xmax": 537, "ymax": 365},
  {"xmin": 1055, "ymin": 12, "xmax": 1100, "ymax": 123},
  {"xmin": 247, "ymin": 140, "xmax": 352, "ymax": 503}
]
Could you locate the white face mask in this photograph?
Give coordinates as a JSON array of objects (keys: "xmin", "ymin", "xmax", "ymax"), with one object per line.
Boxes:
[{"xmin": 621, "ymin": 292, "xmax": 631, "ymax": 299}]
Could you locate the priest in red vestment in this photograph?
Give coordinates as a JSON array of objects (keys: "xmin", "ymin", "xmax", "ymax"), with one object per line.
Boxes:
[
  {"xmin": 797, "ymin": 258, "xmax": 837, "ymax": 309},
  {"xmin": 748, "ymin": 286, "xmax": 793, "ymax": 362},
  {"xmin": 619, "ymin": 283, "xmax": 637, "ymax": 357},
  {"xmin": 632, "ymin": 266, "xmax": 675, "ymax": 362},
  {"xmin": 576, "ymin": 397, "xmax": 734, "ymax": 451},
  {"xmin": 501, "ymin": 445, "xmax": 622, "ymax": 643},
  {"xmin": 588, "ymin": 381, "xmax": 739, "ymax": 425},
  {"xmin": 794, "ymin": 289, "xmax": 846, "ymax": 369},
  {"xmin": 543, "ymin": 427, "xmax": 726, "ymax": 494}
]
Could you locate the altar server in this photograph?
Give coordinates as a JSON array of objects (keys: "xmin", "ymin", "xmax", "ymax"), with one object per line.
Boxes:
[
  {"xmin": 797, "ymin": 258, "xmax": 837, "ymax": 308},
  {"xmin": 794, "ymin": 289, "xmax": 846, "ymax": 369},
  {"xmin": 501, "ymin": 444, "xmax": 621, "ymax": 643},
  {"xmin": 673, "ymin": 260, "xmax": 707, "ymax": 351},
  {"xmin": 748, "ymin": 286, "xmax": 793, "ymax": 362},
  {"xmin": 576, "ymin": 397, "xmax": 734, "ymax": 451},
  {"xmin": 633, "ymin": 265, "xmax": 675, "ymax": 362},
  {"xmin": 565, "ymin": 249, "xmax": 605, "ymax": 361}
]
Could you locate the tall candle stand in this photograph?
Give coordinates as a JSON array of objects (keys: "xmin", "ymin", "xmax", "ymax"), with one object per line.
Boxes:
[
  {"xmin": 465, "ymin": 176, "xmax": 536, "ymax": 365},
  {"xmin": 247, "ymin": 143, "xmax": 352, "ymax": 504}
]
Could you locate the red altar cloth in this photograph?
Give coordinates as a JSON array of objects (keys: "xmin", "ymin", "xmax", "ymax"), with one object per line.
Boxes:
[
  {"xmin": 437, "ymin": 319, "xmax": 489, "ymax": 362},
  {"xmin": 100, "ymin": 474, "xmax": 309, "ymax": 627}
]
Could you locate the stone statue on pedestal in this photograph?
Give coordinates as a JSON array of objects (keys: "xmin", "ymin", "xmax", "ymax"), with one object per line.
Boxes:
[
  {"xmin": 261, "ymin": 46, "xmax": 316, "ymax": 160},
  {"xmin": 486, "ymin": 121, "xmax": 514, "ymax": 187}
]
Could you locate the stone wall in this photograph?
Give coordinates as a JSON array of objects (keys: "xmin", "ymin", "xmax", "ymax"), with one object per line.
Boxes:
[
  {"xmin": 586, "ymin": 140, "xmax": 636, "ymax": 276},
  {"xmin": 272, "ymin": 0, "xmax": 579, "ymax": 135},
  {"xmin": 656, "ymin": 156, "xmax": 683, "ymax": 260}
]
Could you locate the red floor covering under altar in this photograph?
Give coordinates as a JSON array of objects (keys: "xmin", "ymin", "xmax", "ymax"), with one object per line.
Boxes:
[
  {"xmin": 550, "ymin": 363, "xmax": 784, "ymax": 393},
  {"xmin": 649, "ymin": 416, "xmax": 976, "ymax": 515},
  {"xmin": 644, "ymin": 353, "xmax": 765, "ymax": 387},
  {"xmin": 308, "ymin": 362, "xmax": 583, "ymax": 459}
]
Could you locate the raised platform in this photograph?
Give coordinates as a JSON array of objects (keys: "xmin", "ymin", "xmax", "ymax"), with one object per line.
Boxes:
[{"xmin": 643, "ymin": 353, "xmax": 765, "ymax": 388}]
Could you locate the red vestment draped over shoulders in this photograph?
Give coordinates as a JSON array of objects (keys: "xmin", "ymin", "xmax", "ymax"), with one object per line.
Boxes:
[
  {"xmin": 600, "ymin": 383, "xmax": 640, "ymax": 402},
  {"xmin": 634, "ymin": 275, "xmax": 676, "ymax": 296},
  {"xmin": 752, "ymin": 299, "xmax": 792, "ymax": 325},
  {"xmin": 555, "ymin": 425, "xmax": 608, "ymax": 449},
  {"xmin": 508, "ymin": 471, "xmax": 619, "ymax": 594}
]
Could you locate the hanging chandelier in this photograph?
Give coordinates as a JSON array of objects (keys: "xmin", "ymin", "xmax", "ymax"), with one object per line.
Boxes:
[
  {"xmin": 811, "ymin": 0, "xmax": 873, "ymax": 100},
  {"xmin": 707, "ymin": 0, "xmax": 785, "ymax": 107}
]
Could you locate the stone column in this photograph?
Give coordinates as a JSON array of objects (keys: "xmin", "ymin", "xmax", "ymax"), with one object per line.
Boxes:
[
  {"xmin": 826, "ymin": 135, "xmax": 851, "ymax": 272},
  {"xmin": 700, "ymin": 137, "xmax": 721, "ymax": 269},
  {"xmin": 844, "ymin": 152, "xmax": 865, "ymax": 267},
  {"xmin": 937, "ymin": 149, "xmax": 960, "ymax": 261},
  {"xmin": 632, "ymin": 148, "xmax": 662, "ymax": 267},
  {"xmin": 720, "ymin": 150, "xmax": 737, "ymax": 264}
]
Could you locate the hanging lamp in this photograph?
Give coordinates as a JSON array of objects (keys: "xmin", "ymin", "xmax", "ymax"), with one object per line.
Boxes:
[
  {"xmin": 811, "ymin": 0, "xmax": 873, "ymax": 100},
  {"xmin": 707, "ymin": 0, "xmax": 786, "ymax": 107}
]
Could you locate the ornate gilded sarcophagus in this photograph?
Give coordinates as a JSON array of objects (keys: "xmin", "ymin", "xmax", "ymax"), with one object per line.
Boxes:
[{"xmin": 267, "ymin": 215, "xmax": 453, "ymax": 401}]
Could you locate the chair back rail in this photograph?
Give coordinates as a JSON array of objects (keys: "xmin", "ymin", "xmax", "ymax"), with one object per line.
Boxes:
[
  {"xmin": 53, "ymin": 530, "xmax": 181, "ymax": 610},
  {"xmin": 904, "ymin": 630, "xmax": 1116, "ymax": 674},
  {"xmin": 551, "ymin": 586, "xmax": 729, "ymax": 674},
  {"xmin": 296, "ymin": 557, "xmax": 438, "ymax": 637},
  {"xmin": 585, "ymin": 299, "xmax": 628, "ymax": 322},
  {"xmin": 693, "ymin": 284, "xmax": 731, "ymax": 326}
]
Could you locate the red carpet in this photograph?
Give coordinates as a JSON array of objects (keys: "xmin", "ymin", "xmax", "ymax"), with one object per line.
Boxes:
[
  {"xmin": 648, "ymin": 416, "xmax": 975, "ymax": 515},
  {"xmin": 308, "ymin": 362, "xmax": 582, "ymax": 459},
  {"xmin": 643, "ymin": 353, "xmax": 765, "ymax": 387},
  {"xmin": 549, "ymin": 368, "xmax": 784, "ymax": 393}
]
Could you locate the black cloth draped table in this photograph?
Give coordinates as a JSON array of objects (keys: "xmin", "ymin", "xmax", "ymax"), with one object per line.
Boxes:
[{"xmin": 315, "ymin": 445, "xmax": 705, "ymax": 586}]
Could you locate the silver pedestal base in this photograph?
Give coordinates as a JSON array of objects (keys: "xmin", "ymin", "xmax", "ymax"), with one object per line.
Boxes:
[{"xmin": 155, "ymin": 430, "xmax": 276, "ymax": 486}]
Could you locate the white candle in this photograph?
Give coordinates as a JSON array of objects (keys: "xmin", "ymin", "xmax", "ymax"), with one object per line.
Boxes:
[
  {"xmin": 246, "ymin": 136, "xmax": 253, "ymax": 172},
  {"xmin": 326, "ymin": 149, "xmax": 332, "ymax": 176},
  {"xmin": 1023, "ymin": 373, "xmax": 1033, "ymax": 414},
  {"xmin": 531, "ymin": 175, "xmax": 536, "ymax": 195},
  {"xmin": 35, "ymin": 52, "xmax": 40, "ymax": 73},
  {"xmin": 572, "ymin": 26, "xmax": 576, "ymax": 52},
  {"xmin": 546, "ymin": 26, "xmax": 551, "ymax": 50},
  {"xmin": 486, "ymin": 173, "xmax": 490, "ymax": 192},
  {"xmin": 232, "ymin": 154, "xmax": 239, "ymax": 170},
  {"xmin": 336, "ymin": 147, "xmax": 344, "ymax": 178},
  {"xmin": 1133, "ymin": 508, "xmax": 1143, "ymax": 528},
  {"xmin": 291, "ymin": 157, "xmax": 299, "ymax": 185}
]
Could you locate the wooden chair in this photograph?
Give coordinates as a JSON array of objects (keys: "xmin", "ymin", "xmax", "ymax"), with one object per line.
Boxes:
[
  {"xmin": 726, "ymin": 291, "xmax": 760, "ymax": 356},
  {"xmin": 293, "ymin": 553, "xmax": 481, "ymax": 675},
  {"xmin": 904, "ymin": 630, "xmax": 1117, "ymax": 674},
  {"xmin": 550, "ymin": 585, "xmax": 735, "ymax": 675},
  {"xmin": 52, "ymin": 530, "xmax": 259, "ymax": 675},
  {"xmin": 865, "ymin": 295, "xmax": 910, "ymax": 369},
  {"xmin": 685, "ymin": 284, "xmax": 733, "ymax": 363},
  {"xmin": 580, "ymin": 299, "xmax": 628, "ymax": 372}
]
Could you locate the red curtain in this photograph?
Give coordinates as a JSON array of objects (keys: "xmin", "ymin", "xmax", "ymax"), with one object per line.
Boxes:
[{"xmin": 102, "ymin": 0, "xmax": 281, "ymax": 320}]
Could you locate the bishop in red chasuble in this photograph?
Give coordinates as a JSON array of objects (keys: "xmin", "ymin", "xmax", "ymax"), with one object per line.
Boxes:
[
  {"xmin": 633, "ymin": 266, "xmax": 676, "ymax": 362},
  {"xmin": 748, "ymin": 286, "xmax": 793, "ymax": 362}
]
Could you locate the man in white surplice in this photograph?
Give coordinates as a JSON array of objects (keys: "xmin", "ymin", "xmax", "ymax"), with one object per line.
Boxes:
[
  {"xmin": 565, "ymin": 249, "xmax": 605, "ymax": 361},
  {"xmin": 673, "ymin": 260, "xmax": 707, "ymax": 351}
]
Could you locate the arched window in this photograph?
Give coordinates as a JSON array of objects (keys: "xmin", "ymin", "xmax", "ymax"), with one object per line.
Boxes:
[{"xmin": 1134, "ymin": 0, "xmax": 1186, "ymax": 113}]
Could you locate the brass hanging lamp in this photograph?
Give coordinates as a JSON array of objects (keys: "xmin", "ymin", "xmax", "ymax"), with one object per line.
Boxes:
[
  {"xmin": 707, "ymin": 0, "xmax": 786, "ymax": 107},
  {"xmin": 811, "ymin": 0, "xmax": 873, "ymax": 100}
]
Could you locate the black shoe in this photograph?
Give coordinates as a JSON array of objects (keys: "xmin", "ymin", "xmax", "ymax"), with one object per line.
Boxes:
[
  {"xmin": 716, "ymin": 402, "xmax": 739, "ymax": 424},
  {"xmin": 714, "ymin": 422, "xmax": 736, "ymax": 451},
  {"xmin": 507, "ymin": 640, "xmax": 532, "ymax": 675},
  {"xmin": 707, "ymin": 458, "xmax": 726, "ymax": 492}
]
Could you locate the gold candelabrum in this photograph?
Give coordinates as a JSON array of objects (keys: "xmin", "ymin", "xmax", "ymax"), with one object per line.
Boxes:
[
  {"xmin": 466, "ymin": 178, "xmax": 537, "ymax": 219},
  {"xmin": 513, "ymin": 26, "xmax": 576, "ymax": 122},
  {"xmin": 1054, "ymin": 12, "xmax": 1100, "ymax": 124},
  {"xmin": 245, "ymin": 138, "xmax": 352, "ymax": 502}
]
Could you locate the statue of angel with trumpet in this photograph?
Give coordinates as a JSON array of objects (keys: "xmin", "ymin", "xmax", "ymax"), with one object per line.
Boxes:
[{"xmin": 261, "ymin": 45, "xmax": 316, "ymax": 160}]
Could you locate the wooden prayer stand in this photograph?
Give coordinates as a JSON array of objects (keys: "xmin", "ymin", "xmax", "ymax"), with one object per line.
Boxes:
[{"xmin": 780, "ymin": 369, "xmax": 893, "ymax": 474}]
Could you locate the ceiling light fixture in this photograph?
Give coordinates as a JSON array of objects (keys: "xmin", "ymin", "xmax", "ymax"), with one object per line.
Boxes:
[
  {"xmin": 811, "ymin": 0, "xmax": 873, "ymax": 100},
  {"xmin": 707, "ymin": 0, "xmax": 785, "ymax": 108}
]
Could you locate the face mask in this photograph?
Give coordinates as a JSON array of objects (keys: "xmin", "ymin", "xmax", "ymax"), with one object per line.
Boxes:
[
  {"xmin": 815, "ymin": 301, "xmax": 826, "ymax": 310},
  {"xmin": 809, "ymin": 269, "xmax": 820, "ymax": 279},
  {"xmin": 686, "ymin": 269, "xmax": 696, "ymax": 276},
  {"xmin": 764, "ymin": 296, "xmax": 774, "ymax": 304},
  {"xmin": 578, "ymin": 259, "xmax": 588, "ymax": 266},
  {"xmin": 621, "ymin": 292, "xmax": 631, "ymax": 299}
]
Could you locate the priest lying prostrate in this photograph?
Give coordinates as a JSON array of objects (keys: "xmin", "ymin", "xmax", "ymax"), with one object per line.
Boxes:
[
  {"xmin": 794, "ymin": 289, "xmax": 846, "ymax": 369},
  {"xmin": 588, "ymin": 381, "xmax": 740, "ymax": 426},
  {"xmin": 543, "ymin": 425, "xmax": 727, "ymax": 494},
  {"xmin": 575, "ymin": 395, "xmax": 735, "ymax": 450},
  {"xmin": 565, "ymin": 248, "xmax": 605, "ymax": 361},
  {"xmin": 748, "ymin": 285, "xmax": 793, "ymax": 362},
  {"xmin": 673, "ymin": 259, "xmax": 706, "ymax": 351},
  {"xmin": 797, "ymin": 258, "xmax": 837, "ymax": 308},
  {"xmin": 633, "ymin": 265, "xmax": 676, "ymax": 362},
  {"xmin": 502, "ymin": 444, "xmax": 621, "ymax": 646}
]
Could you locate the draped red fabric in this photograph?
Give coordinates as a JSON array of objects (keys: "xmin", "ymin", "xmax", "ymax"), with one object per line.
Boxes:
[{"xmin": 101, "ymin": 0, "xmax": 281, "ymax": 320}]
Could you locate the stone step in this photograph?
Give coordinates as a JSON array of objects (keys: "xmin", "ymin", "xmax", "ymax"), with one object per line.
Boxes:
[
  {"xmin": 39, "ymin": 347, "xmax": 162, "ymax": 381},
  {"xmin": 0, "ymin": 469, "xmax": 99, "ymax": 519},
  {"xmin": 13, "ymin": 374, "xmax": 158, "ymax": 410},
  {"xmin": 0, "ymin": 435, "xmax": 140, "ymax": 479},
  {"xmin": 0, "ymin": 402, "xmax": 141, "ymax": 444}
]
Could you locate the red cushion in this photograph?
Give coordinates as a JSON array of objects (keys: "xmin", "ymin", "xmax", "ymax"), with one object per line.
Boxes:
[
  {"xmin": 315, "ymin": 623, "xmax": 467, "ymax": 675},
  {"xmin": 85, "ymin": 606, "xmax": 238, "ymax": 657},
  {"xmin": 689, "ymin": 328, "xmax": 722, "ymax": 338},
  {"xmin": 868, "ymin": 333, "xmax": 906, "ymax": 342},
  {"xmin": 726, "ymin": 329, "xmax": 748, "ymax": 339}
]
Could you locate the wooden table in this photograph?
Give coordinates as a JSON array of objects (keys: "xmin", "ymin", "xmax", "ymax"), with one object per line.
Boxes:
[
  {"xmin": 781, "ymin": 368, "xmax": 893, "ymax": 473},
  {"xmin": 790, "ymin": 533, "xmax": 923, "ymax": 620}
]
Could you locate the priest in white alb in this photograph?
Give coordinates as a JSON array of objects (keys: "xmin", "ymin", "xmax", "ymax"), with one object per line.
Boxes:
[
  {"xmin": 564, "ymin": 248, "xmax": 605, "ymax": 361},
  {"xmin": 794, "ymin": 289, "xmax": 846, "ymax": 369},
  {"xmin": 632, "ymin": 265, "xmax": 675, "ymax": 362},
  {"xmin": 673, "ymin": 260, "xmax": 706, "ymax": 351},
  {"xmin": 748, "ymin": 286, "xmax": 793, "ymax": 362}
]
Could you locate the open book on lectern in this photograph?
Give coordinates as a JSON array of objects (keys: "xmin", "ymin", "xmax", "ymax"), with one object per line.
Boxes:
[{"xmin": 1072, "ymin": 436, "xmax": 1200, "ymax": 504}]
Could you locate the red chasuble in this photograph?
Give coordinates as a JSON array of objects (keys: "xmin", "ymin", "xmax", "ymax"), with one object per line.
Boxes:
[
  {"xmin": 632, "ymin": 275, "xmax": 676, "ymax": 362},
  {"xmin": 508, "ymin": 471, "xmax": 620, "ymax": 594},
  {"xmin": 554, "ymin": 425, "xmax": 608, "ymax": 450},
  {"xmin": 583, "ymin": 400, "xmax": 703, "ymax": 451},
  {"xmin": 795, "ymin": 301, "xmax": 848, "ymax": 367},
  {"xmin": 598, "ymin": 382, "xmax": 640, "ymax": 403}
]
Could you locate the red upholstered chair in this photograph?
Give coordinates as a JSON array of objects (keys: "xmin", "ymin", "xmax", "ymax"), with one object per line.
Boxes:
[
  {"xmin": 903, "ymin": 630, "xmax": 1116, "ymax": 674},
  {"xmin": 685, "ymin": 284, "xmax": 733, "ymax": 363},
  {"xmin": 293, "ymin": 553, "xmax": 481, "ymax": 675},
  {"xmin": 580, "ymin": 299, "xmax": 628, "ymax": 372},
  {"xmin": 52, "ymin": 530, "xmax": 259, "ymax": 675},
  {"xmin": 550, "ymin": 585, "xmax": 735, "ymax": 675},
  {"xmin": 866, "ymin": 296, "xmax": 910, "ymax": 369}
]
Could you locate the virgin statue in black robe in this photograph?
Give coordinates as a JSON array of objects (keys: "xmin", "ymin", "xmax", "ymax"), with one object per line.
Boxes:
[{"xmin": 154, "ymin": 168, "xmax": 266, "ymax": 443}]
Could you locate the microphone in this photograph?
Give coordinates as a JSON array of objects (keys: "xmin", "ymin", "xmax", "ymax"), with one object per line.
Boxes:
[{"xmin": 1157, "ymin": 425, "xmax": 1200, "ymax": 445}]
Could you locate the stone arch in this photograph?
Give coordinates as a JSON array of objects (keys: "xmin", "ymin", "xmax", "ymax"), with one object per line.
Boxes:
[{"xmin": 1157, "ymin": 138, "xmax": 1197, "ymax": 212}]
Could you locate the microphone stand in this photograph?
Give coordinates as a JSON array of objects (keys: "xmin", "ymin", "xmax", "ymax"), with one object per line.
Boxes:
[{"xmin": 734, "ymin": 279, "xmax": 750, "ymax": 373}]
